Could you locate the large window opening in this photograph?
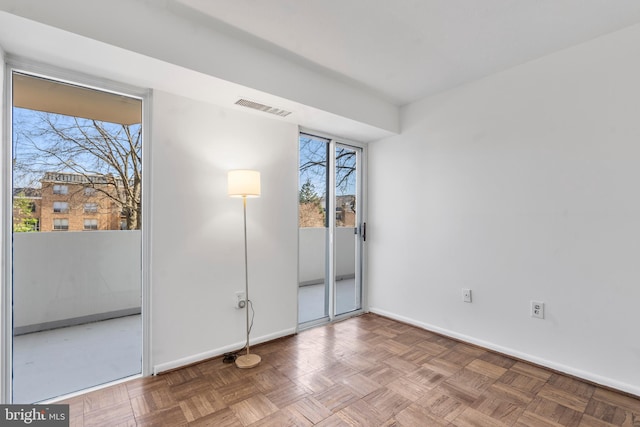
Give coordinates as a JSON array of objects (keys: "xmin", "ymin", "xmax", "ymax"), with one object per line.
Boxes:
[{"xmin": 8, "ymin": 71, "xmax": 144, "ymax": 403}]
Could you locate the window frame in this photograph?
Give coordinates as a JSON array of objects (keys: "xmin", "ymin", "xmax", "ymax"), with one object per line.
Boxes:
[
  {"xmin": 3, "ymin": 57, "xmax": 153, "ymax": 403},
  {"xmin": 52, "ymin": 184, "xmax": 68, "ymax": 195},
  {"xmin": 53, "ymin": 218, "xmax": 69, "ymax": 231},
  {"xmin": 83, "ymin": 203, "xmax": 98, "ymax": 214},
  {"xmin": 83, "ymin": 218, "xmax": 98, "ymax": 230},
  {"xmin": 53, "ymin": 201, "xmax": 69, "ymax": 213}
]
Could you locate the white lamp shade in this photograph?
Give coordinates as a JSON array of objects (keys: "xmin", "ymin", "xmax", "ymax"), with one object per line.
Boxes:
[{"xmin": 228, "ymin": 170, "xmax": 261, "ymax": 197}]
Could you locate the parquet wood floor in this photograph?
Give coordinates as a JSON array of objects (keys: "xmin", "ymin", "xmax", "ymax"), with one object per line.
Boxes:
[{"xmin": 59, "ymin": 314, "xmax": 640, "ymax": 426}]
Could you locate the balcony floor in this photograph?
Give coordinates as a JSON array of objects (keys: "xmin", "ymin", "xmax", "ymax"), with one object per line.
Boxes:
[
  {"xmin": 12, "ymin": 314, "xmax": 142, "ymax": 403},
  {"xmin": 298, "ymin": 278, "xmax": 360, "ymax": 324}
]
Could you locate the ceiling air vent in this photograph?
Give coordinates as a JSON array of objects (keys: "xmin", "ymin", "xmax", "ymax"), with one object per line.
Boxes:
[{"xmin": 235, "ymin": 98, "xmax": 292, "ymax": 117}]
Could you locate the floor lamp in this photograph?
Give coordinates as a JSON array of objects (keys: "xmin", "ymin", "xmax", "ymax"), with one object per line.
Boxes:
[{"xmin": 228, "ymin": 170, "xmax": 262, "ymax": 369}]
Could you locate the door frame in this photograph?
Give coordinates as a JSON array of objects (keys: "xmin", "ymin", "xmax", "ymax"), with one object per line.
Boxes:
[
  {"xmin": 2, "ymin": 57, "xmax": 152, "ymax": 403},
  {"xmin": 298, "ymin": 128, "xmax": 368, "ymax": 329}
]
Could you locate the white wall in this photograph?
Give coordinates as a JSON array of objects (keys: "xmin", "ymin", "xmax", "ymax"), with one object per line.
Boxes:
[
  {"xmin": 150, "ymin": 90, "xmax": 299, "ymax": 372},
  {"xmin": 369, "ymin": 23, "xmax": 640, "ymax": 395},
  {"xmin": 13, "ymin": 231, "xmax": 141, "ymax": 331}
]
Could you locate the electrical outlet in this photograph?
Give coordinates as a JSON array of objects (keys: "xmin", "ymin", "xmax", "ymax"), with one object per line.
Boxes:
[
  {"xmin": 531, "ymin": 301, "xmax": 544, "ymax": 319},
  {"xmin": 462, "ymin": 288, "xmax": 472, "ymax": 303},
  {"xmin": 235, "ymin": 291, "xmax": 246, "ymax": 309}
]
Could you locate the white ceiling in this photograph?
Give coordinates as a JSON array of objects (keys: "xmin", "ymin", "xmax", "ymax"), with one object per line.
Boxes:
[
  {"xmin": 2, "ymin": 1, "xmax": 640, "ymax": 141},
  {"xmin": 175, "ymin": 0, "xmax": 640, "ymax": 106}
]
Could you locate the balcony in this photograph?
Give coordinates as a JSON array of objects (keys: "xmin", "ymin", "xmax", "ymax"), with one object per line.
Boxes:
[
  {"xmin": 298, "ymin": 227, "xmax": 361, "ymax": 324},
  {"xmin": 298, "ymin": 277, "xmax": 358, "ymax": 324},
  {"xmin": 13, "ymin": 315, "xmax": 141, "ymax": 403},
  {"xmin": 12, "ymin": 231, "xmax": 142, "ymax": 403}
]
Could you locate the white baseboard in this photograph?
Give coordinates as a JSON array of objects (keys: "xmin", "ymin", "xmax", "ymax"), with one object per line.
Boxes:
[
  {"xmin": 152, "ymin": 327, "xmax": 296, "ymax": 375},
  {"xmin": 369, "ymin": 307, "xmax": 640, "ymax": 398}
]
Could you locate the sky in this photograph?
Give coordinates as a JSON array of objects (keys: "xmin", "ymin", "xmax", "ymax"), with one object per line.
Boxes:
[
  {"xmin": 13, "ymin": 107, "xmax": 352, "ymax": 198},
  {"xmin": 299, "ymin": 133, "xmax": 357, "ymax": 198},
  {"xmin": 12, "ymin": 107, "xmax": 142, "ymax": 189}
]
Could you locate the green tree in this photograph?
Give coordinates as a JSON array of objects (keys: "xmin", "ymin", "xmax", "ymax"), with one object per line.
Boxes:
[
  {"xmin": 298, "ymin": 180, "xmax": 325, "ymax": 227},
  {"xmin": 299, "ymin": 180, "xmax": 320, "ymax": 204},
  {"xmin": 13, "ymin": 192, "xmax": 39, "ymax": 232}
]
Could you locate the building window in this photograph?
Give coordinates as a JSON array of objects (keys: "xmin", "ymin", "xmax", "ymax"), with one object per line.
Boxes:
[
  {"xmin": 53, "ymin": 219, "xmax": 69, "ymax": 231},
  {"xmin": 84, "ymin": 187, "xmax": 96, "ymax": 196},
  {"xmin": 84, "ymin": 219, "xmax": 98, "ymax": 230},
  {"xmin": 84, "ymin": 203, "xmax": 98, "ymax": 213},
  {"xmin": 53, "ymin": 185, "xmax": 68, "ymax": 195},
  {"xmin": 53, "ymin": 201, "xmax": 69, "ymax": 213}
]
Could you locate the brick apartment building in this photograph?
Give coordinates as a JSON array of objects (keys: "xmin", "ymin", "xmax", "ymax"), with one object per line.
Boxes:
[{"xmin": 14, "ymin": 172, "xmax": 125, "ymax": 232}]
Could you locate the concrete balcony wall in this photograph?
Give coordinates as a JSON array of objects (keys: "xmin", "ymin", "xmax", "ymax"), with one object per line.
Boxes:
[
  {"xmin": 13, "ymin": 230, "xmax": 141, "ymax": 334},
  {"xmin": 299, "ymin": 227, "xmax": 355, "ymax": 285},
  {"xmin": 13, "ymin": 227, "xmax": 351, "ymax": 332}
]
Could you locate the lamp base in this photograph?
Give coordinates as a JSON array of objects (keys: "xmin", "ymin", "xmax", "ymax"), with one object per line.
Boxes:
[{"xmin": 235, "ymin": 353, "xmax": 261, "ymax": 369}]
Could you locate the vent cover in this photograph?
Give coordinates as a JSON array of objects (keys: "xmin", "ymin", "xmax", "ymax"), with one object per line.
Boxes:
[{"xmin": 235, "ymin": 98, "xmax": 292, "ymax": 117}]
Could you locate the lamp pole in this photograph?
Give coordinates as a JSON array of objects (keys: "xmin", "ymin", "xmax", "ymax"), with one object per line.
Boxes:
[
  {"xmin": 242, "ymin": 196, "xmax": 251, "ymax": 357},
  {"xmin": 229, "ymin": 169, "xmax": 261, "ymax": 369}
]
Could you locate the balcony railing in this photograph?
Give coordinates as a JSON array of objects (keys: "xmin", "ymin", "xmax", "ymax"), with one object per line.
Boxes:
[
  {"xmin": 12, "ymin": 230, "xmax": 143, "ymax": 403},
  {"xmin": 299, "ymin": 227, "xmax": 356, "ymax": 285},
  {"xmin": 13, "ymin": 230, "xmax": 141, "ymax": 335}
]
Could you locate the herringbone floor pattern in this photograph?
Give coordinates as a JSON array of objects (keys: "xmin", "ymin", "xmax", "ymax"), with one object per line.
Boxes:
[{"xmin": 59, "ymin": 314, "xmax": 640, "ymax": 426}]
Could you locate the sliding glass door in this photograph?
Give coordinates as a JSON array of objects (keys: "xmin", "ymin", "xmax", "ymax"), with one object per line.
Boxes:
[{"xmin": 298, "ymin": 132, "xmax": 365, "ymax": 326}]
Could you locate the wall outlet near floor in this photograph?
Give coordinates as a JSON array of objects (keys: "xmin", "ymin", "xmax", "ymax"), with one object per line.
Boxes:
[
  {"xmin": 462, "ymin": 288, "xmax": 472, "ymax": 303},
  {"xmin": 531, "ymin": 301, "xmax": 544, "ymax": 319},
  {"xmin": 235, "ymin": 291, "xmax": 246, "ymax": 309}
]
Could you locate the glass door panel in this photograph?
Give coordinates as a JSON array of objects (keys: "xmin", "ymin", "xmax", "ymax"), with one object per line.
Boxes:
[
  {"xmin": 298, "ymin": 133, "xmax": 330, "ymax": 325},
  {"xmin": 334, "ymin": 145, "xmax": 362, "ymax": 316}
]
